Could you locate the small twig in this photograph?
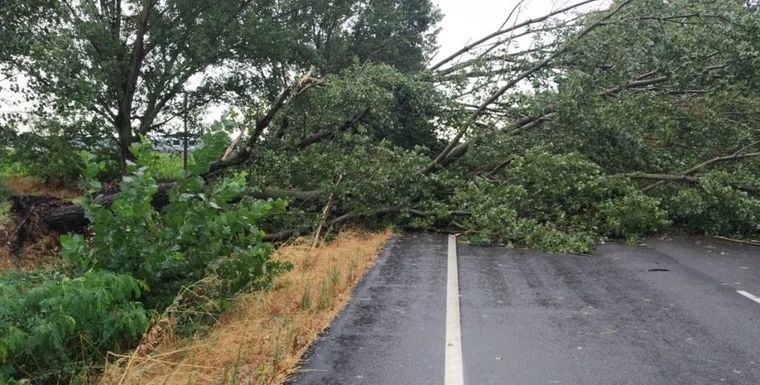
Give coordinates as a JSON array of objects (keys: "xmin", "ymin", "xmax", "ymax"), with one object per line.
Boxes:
[
  {"xmin": 6, "ymin": 217, "xmax": 28, "ymax": 247},
  {"xmin": 312, "ymin": 175, "xmax": 342, "ymax": 249},
  {"xmin": 714, "ymin": 236, "xmax": 760, "ymax": 247},
  {"xmin": 486, "ymin": 156, "xmax": 515, "ymax": 177}
]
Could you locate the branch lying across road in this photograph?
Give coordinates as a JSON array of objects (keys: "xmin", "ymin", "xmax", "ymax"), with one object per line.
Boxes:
[
  {"xmin": 263, "ymin": 206, "xmax": 432, "ymax": 241},
  {"xmin": 621, "ymin": 172, "xmax": 700, "ymax": 183},
  {"xmin": 622, "ymin": 147, "xmax": 760, "ymax": 194}
]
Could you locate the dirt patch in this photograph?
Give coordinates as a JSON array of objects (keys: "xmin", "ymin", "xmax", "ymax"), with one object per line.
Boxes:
[
  {"xmin": 1, "ymin": 194, "xmax": 73, "ymax": 267},
  {"xmin": 6, "ymin": 176, "xmax": 81, "ymax": 200},
  {"xmin": 0, "ymin": 224, "xmax": 61, "ymax": 271},
  {"xmin": 0, "ymin": 177, "xmax": 79, "ymax": 269},
  {"xmin": 100, "ymin": 229, "xmax": 393, "ymax": 385}
]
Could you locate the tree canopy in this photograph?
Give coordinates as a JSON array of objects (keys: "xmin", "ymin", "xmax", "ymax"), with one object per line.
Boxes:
[{"xmin": 0, "ymin": 0, "xmax": 440, "ymax": 167}]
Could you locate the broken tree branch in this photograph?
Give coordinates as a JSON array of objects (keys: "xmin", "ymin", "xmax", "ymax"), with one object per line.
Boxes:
[
  {"xmin": 245, "ymin": 71, "xmax": 318, "ymax": 153},
  {"xmin": 426, "ymin": 0, "xmax": 636, "ymax": 172},
  {"xmin": 298, "ymin": 108, "xmax": 370, "ymax": 149},
  {"xmin": 430, "ymin": 0, "xmax": 599, "ymax": 71},
  {"xmin": 641, "ymin": 146, "xmax": 760, "ymax": 191},
  {"xmin": 207, "ymin": 72, "xmax": 319, "ymax": 174},
  {"xmin": 264, "ymin": 206, "xmax": 433, "ymax": 242},
  {"xmin": 437, "ymin": 68, "xmax": 666, "ymax": 165},
  {"xmin": 312, "ymin": 175, "xmax": 341, "ymax": 248},
  {"xmin": 622, "ymin": 172, "xmax": 700, "ymax": 183}
]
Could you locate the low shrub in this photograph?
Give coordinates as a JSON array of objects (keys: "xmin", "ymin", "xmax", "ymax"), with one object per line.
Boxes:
[
  {"xmin": 0, "ymin": 269, "xmax": 149, "ymax": 385},
  {"xmin": 1, "ymin": 137, "xmax": 292, "ymax": 384},
  {"xmin": 63, "ymin": 139, "xmax": 292, "ymax": 309}
]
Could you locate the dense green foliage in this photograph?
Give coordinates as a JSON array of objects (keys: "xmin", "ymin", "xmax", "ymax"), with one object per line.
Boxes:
[
  {"xmin": 233, "ymin": 0, "xmax": 758, "ymax": 250},
  {"xmin": 666, "ymin": 171, "xmax": 760, "ymax": 235},
  {"xmin": 65, "ymin": 140, "xmax": 292, "ymax": 307},
  {"xmin": 1, "ymin": 0, "xmax": 756, "ymax": 249},
  {"xmin": 444, "ymin": 0, "xmax": 760, "ymax": 247},
  {"xmin": 1, "ymin": 1, "xmax": 759, "ymax": 382},
  {"xmin": 3, "ymin": 133, "xmax": 87, "ymax": 185},
  {"xmin": 455, "ymin": 152, "xmax": 669, "ymax": 252},
  {"xmin": 0, "ymin": 0, "xmax": 441, "ymax": 166},
  {"xmin": 0, "ymin": 269, "xmax": 148, "ymax": 384},
  {"xmin": 1, "ymin": 140, "xmax": 290, "ymax": 384}
]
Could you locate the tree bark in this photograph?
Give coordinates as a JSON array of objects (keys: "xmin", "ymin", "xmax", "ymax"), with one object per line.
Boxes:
[{"xmin": 10, "ymin": 185, "xmax": 324, "ymax": 237}]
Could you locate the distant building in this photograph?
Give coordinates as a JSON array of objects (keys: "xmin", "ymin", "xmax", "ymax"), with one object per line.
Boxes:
[{"xmin": 148, "ymin": 132, "xmax": 201, "ymax": 153}]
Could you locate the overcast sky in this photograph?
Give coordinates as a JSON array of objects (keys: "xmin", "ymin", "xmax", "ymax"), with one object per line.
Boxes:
[{"xmin": 433, "ymin": 0, "xmax": 609, "ymax": 62}]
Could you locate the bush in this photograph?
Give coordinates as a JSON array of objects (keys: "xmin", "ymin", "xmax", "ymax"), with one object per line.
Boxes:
[
  {"xmin": 7, "ymin": 133, "xmax": 87, "ymax": 186},
  {"xmin": 0, "ymin": 179, "xmax": 11, "ymax": 202},
  {"xmin": 0, "ymin": 176, "xmax": 11, "ymax": 224},
  {"xmin": 0, "ymin": 136, "xmax": 290, "ymax": 384},
  {"xmin": 62, "ymin": 139, "xmax": 292, "ymax": 309},
  {"xmin": 0, "ymin": 269, "xmax": 149, "ymax": 385},
  {"xmin": 0, "ymin": 150, "xmax": 28, "ymax": 181}
]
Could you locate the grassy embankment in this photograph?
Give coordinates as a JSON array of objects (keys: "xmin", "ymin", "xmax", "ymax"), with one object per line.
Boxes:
[{"xmin": 100, "ymin": 229, "xmax": 392, "ymax": 385}]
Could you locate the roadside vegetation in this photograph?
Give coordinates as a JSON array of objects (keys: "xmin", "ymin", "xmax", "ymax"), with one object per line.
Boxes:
[
  {"xmin": 100, "ymin": 230, "xmax": 391, "ymax": 385},
  {"xmin": 0, "ymin": 0, "xmax": 758, "ymax": 383}
]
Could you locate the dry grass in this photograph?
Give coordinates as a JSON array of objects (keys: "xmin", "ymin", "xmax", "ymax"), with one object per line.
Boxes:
[
  {"xmin": 0, "ymin": 233, "xmax": 61, "ymax": 271},
  {"xmin": 6, "ymin": 176, "xmax": 81, "ymax": 199},
  {"xmin": 100, "ymin": 228, "xmax": 392, "ymax": 385}
]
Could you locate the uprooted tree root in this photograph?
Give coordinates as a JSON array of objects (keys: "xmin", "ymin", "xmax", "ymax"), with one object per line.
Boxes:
[
  {"xmin": 1, "ymin": 195, "xmax": 71, "ymax": 270},
  {"xmin": 4, "ymin": 195, "xmax": 72, "ymax": 255},
  {"xmin": 98, "ymin": 229, "xmax": 392, "ymax": 385},
  {"xmin": 0, "ymin": 232, "xmax": 61, "ymax": 271}
]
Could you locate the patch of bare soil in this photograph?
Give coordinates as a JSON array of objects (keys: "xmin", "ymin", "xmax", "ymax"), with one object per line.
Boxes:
[
  {"xmin": 7, "ymin": 176, "xmax": 81, "ymax": 200},
  {"xmin": 0, "ymin": 223, "xmax": 61, "ymax": 271},
  {"xmin": 0, "ymin": 177, "xmax": 79, "ymax": 270}
]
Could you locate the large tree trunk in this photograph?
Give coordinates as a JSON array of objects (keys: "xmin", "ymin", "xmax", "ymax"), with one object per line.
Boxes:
[
  {"xmin": 7, "ymin": 71, "xmax": 321, "ymax": 251},
  {"xmin": 113, "ymin": 0, "xmax": 153, "ymax": 171},
  {"xmin": 10, "ymin": 182, "xmax": 176, "ymax": 235},
  {"xmin": 9, "ymin": 184, "xmax": 324, "ymax": 237},
  {"xmin": 115, "ymin": 116, "xmax": 134, "ymax": 172}
]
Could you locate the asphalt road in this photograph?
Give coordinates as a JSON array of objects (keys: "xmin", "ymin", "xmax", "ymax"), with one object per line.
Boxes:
[{"xmin": 288, "ymin": 234, "xmax": 760, "ymax": 385}]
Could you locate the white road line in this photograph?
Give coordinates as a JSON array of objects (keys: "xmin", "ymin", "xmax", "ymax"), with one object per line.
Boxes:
[
  {"xmin": 737, "ymin": 290, "xmax": 760, "ymax": 305},
  {"xmin": 445, "ymin": 234, "xmax": 465, "ymax": 385}
]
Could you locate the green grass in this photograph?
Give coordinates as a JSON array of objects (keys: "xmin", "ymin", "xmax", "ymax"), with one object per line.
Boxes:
[
  {"xmin": 152, "ymin": 152, "xmax": 187, "ymax": 180},
  {"xmin": 0, "ymin": 150, "xmax": 30, "ymax": 180},
  {"xmin": 0, "ymin": 201, "xmax": 10, "ymax": 225}
]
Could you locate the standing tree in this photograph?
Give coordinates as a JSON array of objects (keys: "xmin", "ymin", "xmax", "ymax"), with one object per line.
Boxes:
[
  {"xmin": 0, "ymin": 0, "xmax": 441, "ymax": 170},
  {"xmin": 298, "ymin": 0, "xmax": 441, "ymax": 75},
  {"xmin": 1, "ymin": 0, "xmax": 309, "ymax": 168}
]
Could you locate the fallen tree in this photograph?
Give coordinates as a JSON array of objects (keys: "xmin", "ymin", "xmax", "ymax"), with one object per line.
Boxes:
[{"xmin": 6, "ymin": 0, "xmax": 760, "ymax": 255}]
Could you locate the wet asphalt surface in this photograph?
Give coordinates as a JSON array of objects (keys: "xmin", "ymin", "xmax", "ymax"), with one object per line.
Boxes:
[{"xmin": 288, "ymin": 234, "xmax": 760, "ymax": 385}]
